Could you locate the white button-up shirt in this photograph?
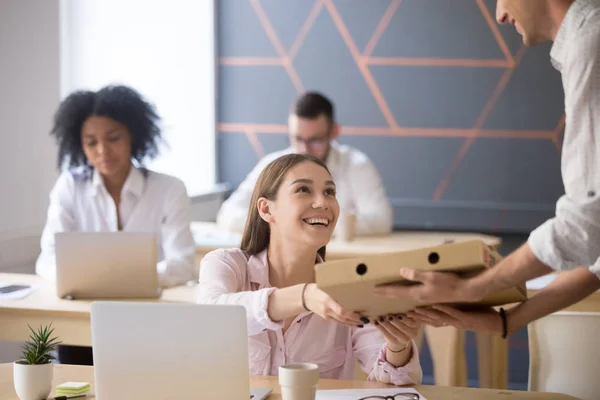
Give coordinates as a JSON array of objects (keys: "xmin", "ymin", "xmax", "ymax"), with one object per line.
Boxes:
[
  {"xmin": 528, "ymin": 0, "xmax": 600, "ymax": 277},
  {"xmin": 216, "ymin": 142, "xmax": 393, "ymax": 236},
  {"xmin": 35, "ymin": 166, "xmax": 197, "ymax": 287}
]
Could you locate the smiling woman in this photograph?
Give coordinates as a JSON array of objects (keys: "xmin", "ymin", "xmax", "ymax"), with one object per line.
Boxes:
[
  {"xmin": 195, "ymin": 153, "xmax": 424, "ymax": 385},
  {"xmin": 240, "ymin": 154, "xmax": 338, "ymax": 262}
]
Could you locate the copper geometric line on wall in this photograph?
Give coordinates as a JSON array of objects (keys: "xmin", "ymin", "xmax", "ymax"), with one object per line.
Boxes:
[
  {"xmin": 433, "ymin": 44, "xmax": 528, "ymax": 201},
  {"xmin": 219, "ymin": 0, "xmax": 565, "ymax": 198}
]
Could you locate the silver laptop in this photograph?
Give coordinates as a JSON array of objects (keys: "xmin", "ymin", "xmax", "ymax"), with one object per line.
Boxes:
[
  {"xmin": 55, "ymin": 232, "xmax": 160, "ymax": 299},
  {"xmin": 90, "ymin": 302, "xmax": 272, "ymax": 400}
]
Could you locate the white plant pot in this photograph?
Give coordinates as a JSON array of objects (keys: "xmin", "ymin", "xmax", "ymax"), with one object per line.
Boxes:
[{"xmin": 13, "ymin": 361, "xmax": 53, "ymax": 400}]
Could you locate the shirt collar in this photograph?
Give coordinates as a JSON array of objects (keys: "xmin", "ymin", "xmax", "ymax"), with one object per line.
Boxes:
[
  {"xmin": 89, "ymin": 165, "xmax": 145, "ymax": 198},
  {"xmin": 325, "ymin": 141, "xmax": 341, "ymax": 168},
  {"xmin": 247, "ymin": 250, "xmax": 271, "ymax": 288},
  {"xmin": 284, "ymin": 141, "xmax": 342, "ymax": 168},
  {"xmin": 247, "ymin": 249, "xmax": 325, "ymax": 288},
  {"xmin": 550, "ymin": 0, "xmax": 599, "ymax": 71}
]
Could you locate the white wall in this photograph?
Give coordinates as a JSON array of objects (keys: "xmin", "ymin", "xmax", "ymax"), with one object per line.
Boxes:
[
  {"xmin": 0, "ymin": 0, "xmax": 61, "ymax": 271},
  {"xmin": 0, "ymin": 0, "xmax": 62, "ymax": 364},
  {"xmin": 62, "ymin": 0, "xmax": 217, "ymax": 196}
]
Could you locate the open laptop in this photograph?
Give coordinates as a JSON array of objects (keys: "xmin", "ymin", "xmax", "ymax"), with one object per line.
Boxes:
[
  {"xmin": 90, "ymin": 302, "xmax": 272, "ymax": 400},
  {"xmin": 55, "ymin": 232, "xmax": 160, "ymax": 300}
]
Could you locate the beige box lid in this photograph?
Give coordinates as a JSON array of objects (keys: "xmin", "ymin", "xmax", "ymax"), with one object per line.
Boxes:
[{"xmin": 315, "ymin": 240, "xmax": 526, "ymax": 317}]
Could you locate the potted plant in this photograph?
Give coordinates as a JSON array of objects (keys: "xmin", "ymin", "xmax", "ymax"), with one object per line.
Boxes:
[{"xmin": 13, "ymin": 323, "xmax": 61, "ymax": 400}]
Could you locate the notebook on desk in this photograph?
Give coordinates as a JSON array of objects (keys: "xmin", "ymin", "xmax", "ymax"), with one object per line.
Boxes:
[{"xmin": 91, "ymin": 302, "xmax": 272, "ymax": 400}]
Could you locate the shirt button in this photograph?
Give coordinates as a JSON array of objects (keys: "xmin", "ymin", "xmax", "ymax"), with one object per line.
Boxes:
[{"xmin": 588, "ymin": 190, "xmax": 596, "ymax": 197}]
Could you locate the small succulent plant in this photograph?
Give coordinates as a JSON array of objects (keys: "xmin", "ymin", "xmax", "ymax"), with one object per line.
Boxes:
[{"xmin": 18, "ymin": 323, "xmax": 61, "ymax": 365}]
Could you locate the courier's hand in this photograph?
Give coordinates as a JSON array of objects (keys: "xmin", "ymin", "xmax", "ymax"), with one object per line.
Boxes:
[
  {"xmin": 408, "ymin": 305, "xmax": 503, "ymax": 335},
  {"xmin": 374, "ymin": 268, "xmax": 476, "ymax": 304}
]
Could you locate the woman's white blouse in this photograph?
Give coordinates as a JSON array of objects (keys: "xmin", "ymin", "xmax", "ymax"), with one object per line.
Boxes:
[{"xmin": 35, "ymin": 167, "xmax": 197, "ymax": 287}]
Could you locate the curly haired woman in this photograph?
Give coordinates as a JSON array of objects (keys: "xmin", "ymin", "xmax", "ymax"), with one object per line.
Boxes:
[{"xmin": 36, "ymin": 85, "xmax": 196, "ymax": 365}]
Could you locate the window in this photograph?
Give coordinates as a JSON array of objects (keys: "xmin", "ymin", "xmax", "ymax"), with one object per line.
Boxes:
[{"xmin": 60, "ymin": 0, "xmax": 216, "ymax": 196}]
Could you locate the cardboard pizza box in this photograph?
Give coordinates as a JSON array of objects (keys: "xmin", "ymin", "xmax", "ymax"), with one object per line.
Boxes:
[{"xmin": 315, "ymin": 240, "xmax": 527, "ymax": 318}]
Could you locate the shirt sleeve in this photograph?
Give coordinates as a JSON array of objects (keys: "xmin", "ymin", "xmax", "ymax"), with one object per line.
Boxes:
[
  {"xmin": 345, "ymin": 154, "xmax": 393, "ymax": 236},
  {"xmin": 35, "ymin": 173, "xmax": 77, "ymax": 282},
  {"xmin": 156, "ymin": 178, "xmax": 197, "ymax": 287},
  {"xmin": 216, "ymin": 157, "xmax": 272, "ymax": 233},
  {"xmin": 351, "ymin": 324, "xmax": 422, "ymax": 385},
  {"xmin": 528, "ymin": 30, "xmax": 600, "ymax": 278},
  {"xmin": 195, "ymin": 249, "xmax": 284, "ymax": 335}
]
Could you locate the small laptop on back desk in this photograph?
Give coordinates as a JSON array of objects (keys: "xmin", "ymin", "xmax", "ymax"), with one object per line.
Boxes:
[{"xmin": 55, "ymin": 232, "xmax": 161, "ymax": 299}]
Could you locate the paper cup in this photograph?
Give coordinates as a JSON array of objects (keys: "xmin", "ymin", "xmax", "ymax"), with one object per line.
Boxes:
[
  {"xmin": 279, "ymin": 363, "xmax": 319, "ymax": 400},
  {"xmin": 337, "ymin": 212, "xmax": 356, "ymax": 242}
]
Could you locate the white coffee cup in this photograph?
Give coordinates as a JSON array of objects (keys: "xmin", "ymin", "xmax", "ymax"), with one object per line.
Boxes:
[
  {"xmin": 336, "ymin": 211, "xmax": 356, "ymax": 242},
  {"xmin": 278, "ymin": 363, "xmax": 319, "ymax": 400}
]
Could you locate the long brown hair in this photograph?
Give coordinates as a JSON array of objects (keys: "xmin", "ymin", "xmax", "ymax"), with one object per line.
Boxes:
[{"xmin": 240, "ymin": 153, "xmax": 331, "ymax": 260}]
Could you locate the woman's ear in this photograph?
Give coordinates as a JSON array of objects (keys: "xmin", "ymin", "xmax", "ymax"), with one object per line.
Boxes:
[{"xmin": 257, "ymin": 197, "xmax": 274, "ymax": 223}]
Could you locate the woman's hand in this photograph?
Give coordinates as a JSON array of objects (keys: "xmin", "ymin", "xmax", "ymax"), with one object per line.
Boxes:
[
  {"xmin": 303, "ymin": 283, "xmax": 364, "ymax": 327},
  {"xmin": 374, "ymin": 314, "xmax": 421, "ymax": 352},
  {"xmin": 407, "ymin": 305, "xmax": 503, "ymax": 335}
]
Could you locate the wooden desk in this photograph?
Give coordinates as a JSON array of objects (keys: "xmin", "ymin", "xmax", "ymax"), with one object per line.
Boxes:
[
  {"xmin": 0, "ymin": 272, "xmax": 489, "ymax": 390},
  {"xmin": 0, "ymin": 273, "xmax": 195, "ymax": 346},
  {"xmin": 192, "ymin": 221, "xmax": 502, "ymax": 261},
  {"xmin": 0, "ymin": 270, "xmax": 502, "ymax": 391},
  {"xmin": 0, "ymin": 364, "xmax": 579, "ymax": 400}
]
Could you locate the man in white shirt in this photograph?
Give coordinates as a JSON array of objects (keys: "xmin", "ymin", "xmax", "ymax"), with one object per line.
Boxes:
[
  {"xmin": 374, "ymin": 0, "xmax": 600, "ymax": 337},
  {"xmin": 217, "ymin": 92, "xmax": 393, "ymax": 237}
]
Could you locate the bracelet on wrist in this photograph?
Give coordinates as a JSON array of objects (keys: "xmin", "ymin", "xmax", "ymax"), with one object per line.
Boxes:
[
  {"xmin": 499, "ymin": 307, "xmax": 508, "ymax": 339},
  {"xmin": 301, "ymin": 283, "xmax": 311, "ymax": 312},
  {"xmin": 387, "ymin": 342, "xmax": 410, "ymax": 353}
]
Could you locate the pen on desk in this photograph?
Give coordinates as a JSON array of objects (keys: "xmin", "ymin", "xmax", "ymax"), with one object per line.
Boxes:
[{"xmin": 47, "ymin": 394, "xmax": 93, "ymax": 400}]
